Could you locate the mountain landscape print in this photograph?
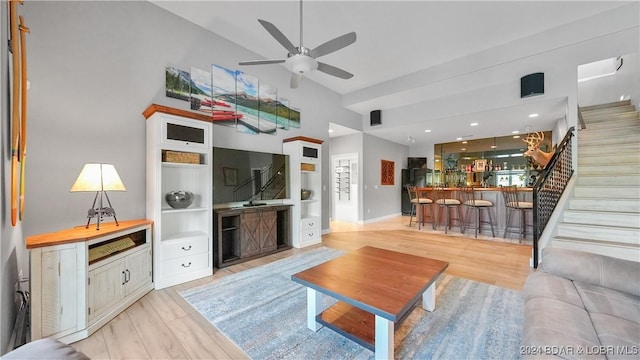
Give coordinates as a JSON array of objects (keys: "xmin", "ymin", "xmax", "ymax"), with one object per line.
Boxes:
[
  {"xmin": 165, "ymin": 66, "xmax": 191, "ymax": 102},
  {"xmin": 165, "ymin": 64, "xmax": 302, "ymax": 135}
]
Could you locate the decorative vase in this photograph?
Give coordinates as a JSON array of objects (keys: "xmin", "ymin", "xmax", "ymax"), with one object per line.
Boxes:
[
  {"xmin": 165, "ymin": 191, "xmax": 194, "ymax": 209},
  {"xmin": 301, "ymin": 189, "xmax": 312, "ymax": 200}
]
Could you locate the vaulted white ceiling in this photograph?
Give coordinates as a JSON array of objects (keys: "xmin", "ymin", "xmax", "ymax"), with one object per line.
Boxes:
[{"xmin": 150, "ymin": 1, "xmax": 632, "ymax": 145}]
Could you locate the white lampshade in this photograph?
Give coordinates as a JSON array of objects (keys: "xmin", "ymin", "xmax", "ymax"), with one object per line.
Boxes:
[{"xmin": 70, "ymin": 163, "xmax": 126, "ymax": 192}]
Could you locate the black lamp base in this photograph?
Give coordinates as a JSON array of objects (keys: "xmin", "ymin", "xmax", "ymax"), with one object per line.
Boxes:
[{"xmin": 85, "ymin": 191, "xmax": 119, "ymax": 230}]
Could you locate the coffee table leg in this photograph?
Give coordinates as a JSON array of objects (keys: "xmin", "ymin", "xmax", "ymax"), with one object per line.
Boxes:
[
  {"xmin": 422, "ymin": 282, "xmax": 436, "ymax": 312},
  {"xmin": 306, "ymin": 288, "xmax": 323, "ymax": 331},
  {"xmin": 375, "ymin": 315, "xmax": 394, "ymax": 360}
]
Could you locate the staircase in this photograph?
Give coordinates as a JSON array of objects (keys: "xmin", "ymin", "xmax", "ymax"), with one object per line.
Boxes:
[{"xmin": 551, "ymin": 100, "xmax": 640, "ymax": 261}]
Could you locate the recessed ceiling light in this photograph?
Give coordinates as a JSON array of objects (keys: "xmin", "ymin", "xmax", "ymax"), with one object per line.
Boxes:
[
  {"xmin": 461, "ymin": 148, "xmax": 466, "ymax": 151},
  {"xmin": 513, "ymin": 135, "xmax": 520, "ymax": 139},
  {"xmin": 512, "ymin": 130, "xmax": 520, "ymax": 134},
  {"xmin": 462, "ymin": 141, "xmax": 468, "ymax": 144},
  {"xmin": 529, "ymin": 113, "xmax": 539, "ymax": 118},
  {"xmin": 328, "ymin": 129, "xmax": 334, "ymax": 133},
  {"xmin": 470, "ymin": 122, "xmax": 479, "ymax": 126},
  {"xmin": 456, "ymin": 137, "xmax": 462, "ymax": 141},
  {"xmin": 424, "ymin": 129, "xmax": 432, "ymax": 133},
  {"xmin": 491, "ymin": 145, "xmax": 497, "ymax": 149}
]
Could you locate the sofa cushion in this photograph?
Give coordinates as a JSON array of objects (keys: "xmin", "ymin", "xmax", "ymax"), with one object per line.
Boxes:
[
  {"xmin": 574, "ymin": 281, "xmax": 640, "ymax": 325},
  {"xmin": 1, "ymin": 338, "xmax": 89, "ymax": 360},
  {"xmin": 523, "ymin": 271, "xmax": 584, "ymax": 308},
  {"xmin": 590, "ymin": 313, "xmax": 640, "ymax": 359},
  {"xmin": 522, "ymin": 297, "xmax": 604, "ymax": 360},
  {"xmin": 541, "ymin": 248, "xmax": 640, "ymax": 297}
]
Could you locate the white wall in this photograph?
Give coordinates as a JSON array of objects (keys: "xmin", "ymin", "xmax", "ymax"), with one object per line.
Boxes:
[
  {"xmin": 21, "ymin": 1, "xmax": 360, "ymax": 241},
  {"xmin": 578, "ymin": 53, "xmax": 640, "ymax": 107},
  {"xmin": 362, "ymin": 134, "xmax": 409, "ymax": 221}
]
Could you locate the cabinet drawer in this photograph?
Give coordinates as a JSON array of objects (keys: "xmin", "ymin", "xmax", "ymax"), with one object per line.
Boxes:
[
  {"xmin": 300, "ymin": 229, "xmax": 321, "ymax": 242},
  {"xmin": 162, "ymin": 236, "xmax": 209, "ymax": 260},
  {"xmin": 301, "ymin": 217, "xmax": 320, "ymax": 231},
  {"xmin": 162, "ymin": 252, "xmax": 209, "ymax": 276}
]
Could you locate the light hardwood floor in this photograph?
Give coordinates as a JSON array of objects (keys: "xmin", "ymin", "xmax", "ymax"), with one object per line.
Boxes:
[{"xmin": 71, "ymin": 215, "xmax": 533, "ymax": 359}]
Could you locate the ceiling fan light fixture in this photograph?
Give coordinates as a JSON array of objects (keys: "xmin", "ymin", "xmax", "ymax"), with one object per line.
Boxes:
[{"xmin": 285, "ymin": 54, "xmax": 318, "ymax": 74}]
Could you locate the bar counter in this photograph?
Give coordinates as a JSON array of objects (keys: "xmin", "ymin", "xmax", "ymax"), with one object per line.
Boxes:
[{"xmin": 415, "ymin": 187, "xmax": 533, "ymax": 239}]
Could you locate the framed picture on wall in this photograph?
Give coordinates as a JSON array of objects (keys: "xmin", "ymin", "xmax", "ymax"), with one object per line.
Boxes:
[
  {"xmin": 474, "ymin": 159, "xmax": 487, "ymax": 172},
  {"xmin": 381, "ymin": 160, "xmax": 395, "ymax": 185},
  {"xmin": 223, "ymin": 167, "xmax": 238, "ymax": 186}
]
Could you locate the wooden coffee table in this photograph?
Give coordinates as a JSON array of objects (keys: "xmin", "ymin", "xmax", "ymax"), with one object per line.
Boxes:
[{"xmin": 291, "ymin": 246, "xmax": 449, "ymax": 360}]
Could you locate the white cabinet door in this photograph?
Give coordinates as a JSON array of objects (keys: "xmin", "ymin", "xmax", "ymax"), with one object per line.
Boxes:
[
  {"xmin": 124, "ymin": 246, "xmax": 152, "ymax": 296},
  {"xmin": 40, "ymin": 248, "xmax": 78, "ymax": 337},
  {"xmin": 87, "ymin": 259, "xmax": 124, "ymax": 323}
]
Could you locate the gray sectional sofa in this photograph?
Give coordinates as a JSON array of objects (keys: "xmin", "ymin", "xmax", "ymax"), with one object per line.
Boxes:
[{"xmin": 522, "ymin": 247, "xmax": 640, "ymax": 359}]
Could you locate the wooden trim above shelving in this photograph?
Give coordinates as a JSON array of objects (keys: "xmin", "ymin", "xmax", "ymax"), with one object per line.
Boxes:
[
  {"xmin": 26, "ymin": 219, "xmax": 153, "ymax": 249},
  {"xmin": 142, "ymin": 103, "xmax": 215, "ymax": 123},
  {"xmin": 283, "ymin": 136, "xmax": 324, "ymax": 144}
]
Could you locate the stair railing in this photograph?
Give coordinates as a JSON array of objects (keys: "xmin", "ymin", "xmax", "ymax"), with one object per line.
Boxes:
[
  {"xmin": 532, "ymin": 127, "xmax": 575, "ymax": 268},
  {"xmin": 232, "ymin": 164, "xmax": 273, "ymax": 201},
  {"xmin": 577, "ymin": 105, "xmax": 586, "ymax": 130}
]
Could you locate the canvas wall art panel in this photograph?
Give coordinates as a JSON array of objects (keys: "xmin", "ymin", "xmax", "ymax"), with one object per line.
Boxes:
[
  {"xmin": 211, "ymin": 64, "xmax": 240, "ymax": 128},
  {"xmin": 165, "ymin": 66, "xmax": 191, "ymax": 102}
]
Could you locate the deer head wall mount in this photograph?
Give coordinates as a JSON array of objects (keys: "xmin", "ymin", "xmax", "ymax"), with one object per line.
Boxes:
[{"xmin": 523, "ymin": 131, "xmax": 553, "ymax": 168}]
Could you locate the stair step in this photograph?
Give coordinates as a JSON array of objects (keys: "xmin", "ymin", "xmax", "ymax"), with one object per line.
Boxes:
[
  {"xmin": 577, "ymin": 174, "xmax": 640, "ymax": 186},
  {"xmin": 562, "ymin": 209, "xmax": 640, "ymax": 228},
  {"xmin": 579, "ymin": 164, "xmax": 640, "ymax": 175},
  {"xmin": 579, "ymin": 126, "xmax": 640, "ymax": 139},
  {"xmin": 574, "ymin": 185, "xmax": 639, "ymax": 198},
  {"xmin": 552, "ymin": 237, "xmax": 640, "ymax": 262},
  {"xmin": 578, "ymin": 134, "xmax": 640, "ymax": 146},
  {"xmin": 579, "ymin": 100, "xmax": 631, "ymax": 112},
  {"xmin": 556, "ymin": 223, "xmax": 640, "ymax": 244},
  {"xmin": 578, "ymin": 142, "xmax": 639, "ymax": 156},
  {"xmin": 584, "ymin": 118, "xmax": 639, "ymax": 131},
  {"xmin": 582, "ymin": 105, "xmax": 637, "ymax": 118},
  {"xmin": 578, "ymin": 153, "xmax": 640, "ymax": 165},
  {"xmin": 582, "ymin": 111, "xmax": 639, "ymax": 123},
  {"xmin": 568, "ymin": 197, "xmax": 640, "ymax": 212}
]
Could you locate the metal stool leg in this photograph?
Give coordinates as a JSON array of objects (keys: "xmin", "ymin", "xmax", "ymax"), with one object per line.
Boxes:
[{"xmin": 486, "ymin": 207, "xmax": 496, "ymax": 237}]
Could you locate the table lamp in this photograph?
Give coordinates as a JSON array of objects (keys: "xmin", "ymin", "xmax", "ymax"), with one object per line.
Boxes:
[{"xmin": 70, "ymin": 163, "xmax": 126, "ymax": 230}]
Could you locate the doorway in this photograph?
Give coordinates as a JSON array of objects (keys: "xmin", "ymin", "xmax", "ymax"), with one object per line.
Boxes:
[{"xmin": 331, "ymin": 153, "xmax": 358, "ymax": 223}]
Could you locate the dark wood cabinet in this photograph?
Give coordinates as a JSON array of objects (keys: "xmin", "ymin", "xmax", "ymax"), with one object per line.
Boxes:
[{"xmin": 214, "ymin": 205, "xmax": 291, "ymax": 268}]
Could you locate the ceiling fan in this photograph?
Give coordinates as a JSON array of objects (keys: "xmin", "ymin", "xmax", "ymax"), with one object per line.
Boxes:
[{"xmin": 238, "ymin": 0, "xmax": 356, "ymax": 89}]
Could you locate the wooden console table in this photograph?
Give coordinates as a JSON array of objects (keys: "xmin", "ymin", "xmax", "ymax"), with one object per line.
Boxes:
[
  {"xmin": 214, "ymin": 205, "xmax": 291, "ymax": 268},
  {"xmin": 28, "ymin": 219, "xmax": 153, "ymax": 344}
]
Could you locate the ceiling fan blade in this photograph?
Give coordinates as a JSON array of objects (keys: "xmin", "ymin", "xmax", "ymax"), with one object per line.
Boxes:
[
  {"xmin": 317, "ymin": 62, "xmax": 353, "ymax": 79},
  {"xmin": 258, "ymin": 19, "xmax": 299, "ymax": 55},
  {"xmin": 309, "ymin": 32, "xmax": 356, "ymax": 58},
  {"xmin": 239, "ymin": 59, "xmax": 286, "ymax": 66},
  {"xmin": 290, "ymin": 73, "xmax": 303, "ymax": 89}
]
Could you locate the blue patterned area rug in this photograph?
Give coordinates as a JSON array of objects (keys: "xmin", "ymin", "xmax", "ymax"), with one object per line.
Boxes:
[{"xmin": 179, "ymin": 247, "xmax": 524, "ymax": 359}]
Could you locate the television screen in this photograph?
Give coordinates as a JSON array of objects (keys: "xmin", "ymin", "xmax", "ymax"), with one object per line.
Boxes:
[
  {"xmin": 212, "ymin": 147, "xmax": 289, "ymax": 204},
  {"xmin": 408, "ymin": 157, "xmax": 427, "ymax": 169}
]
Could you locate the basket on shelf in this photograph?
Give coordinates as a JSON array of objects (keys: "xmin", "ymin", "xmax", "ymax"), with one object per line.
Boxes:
[{"xmin": 162, "ymin": 150, "xmax": 201, "ymax": 164}]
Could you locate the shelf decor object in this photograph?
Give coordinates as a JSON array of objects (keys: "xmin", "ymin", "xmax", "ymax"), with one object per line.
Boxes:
[
  {"xmin": 144, "ymin": 104, "xmax": 213, "ymax": 289},
  {"xmin": 70, "ymin": 163, "xmax": 127, "ymax": 230}
]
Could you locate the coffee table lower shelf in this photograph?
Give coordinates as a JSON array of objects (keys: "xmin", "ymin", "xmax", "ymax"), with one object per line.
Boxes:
[{"xmin": 317, "ymin": 301, "xmax": 378, "ymax": 351}]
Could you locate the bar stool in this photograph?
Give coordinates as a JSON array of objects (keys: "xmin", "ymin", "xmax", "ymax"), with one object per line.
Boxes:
[
  {"xmin": 406, "ymin": 185, "xmax": 433, "ymax": 230},
  {"xmin": 460, "ymin": 186, "xmax": 495, "ymax": 238},
  {"xmin": 433, "ymin": 185, "xmax": 464, "ymax": 234},
  {"xmin": 502, "ymin": 185, "xmax": 533, "ymax": 241}
]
